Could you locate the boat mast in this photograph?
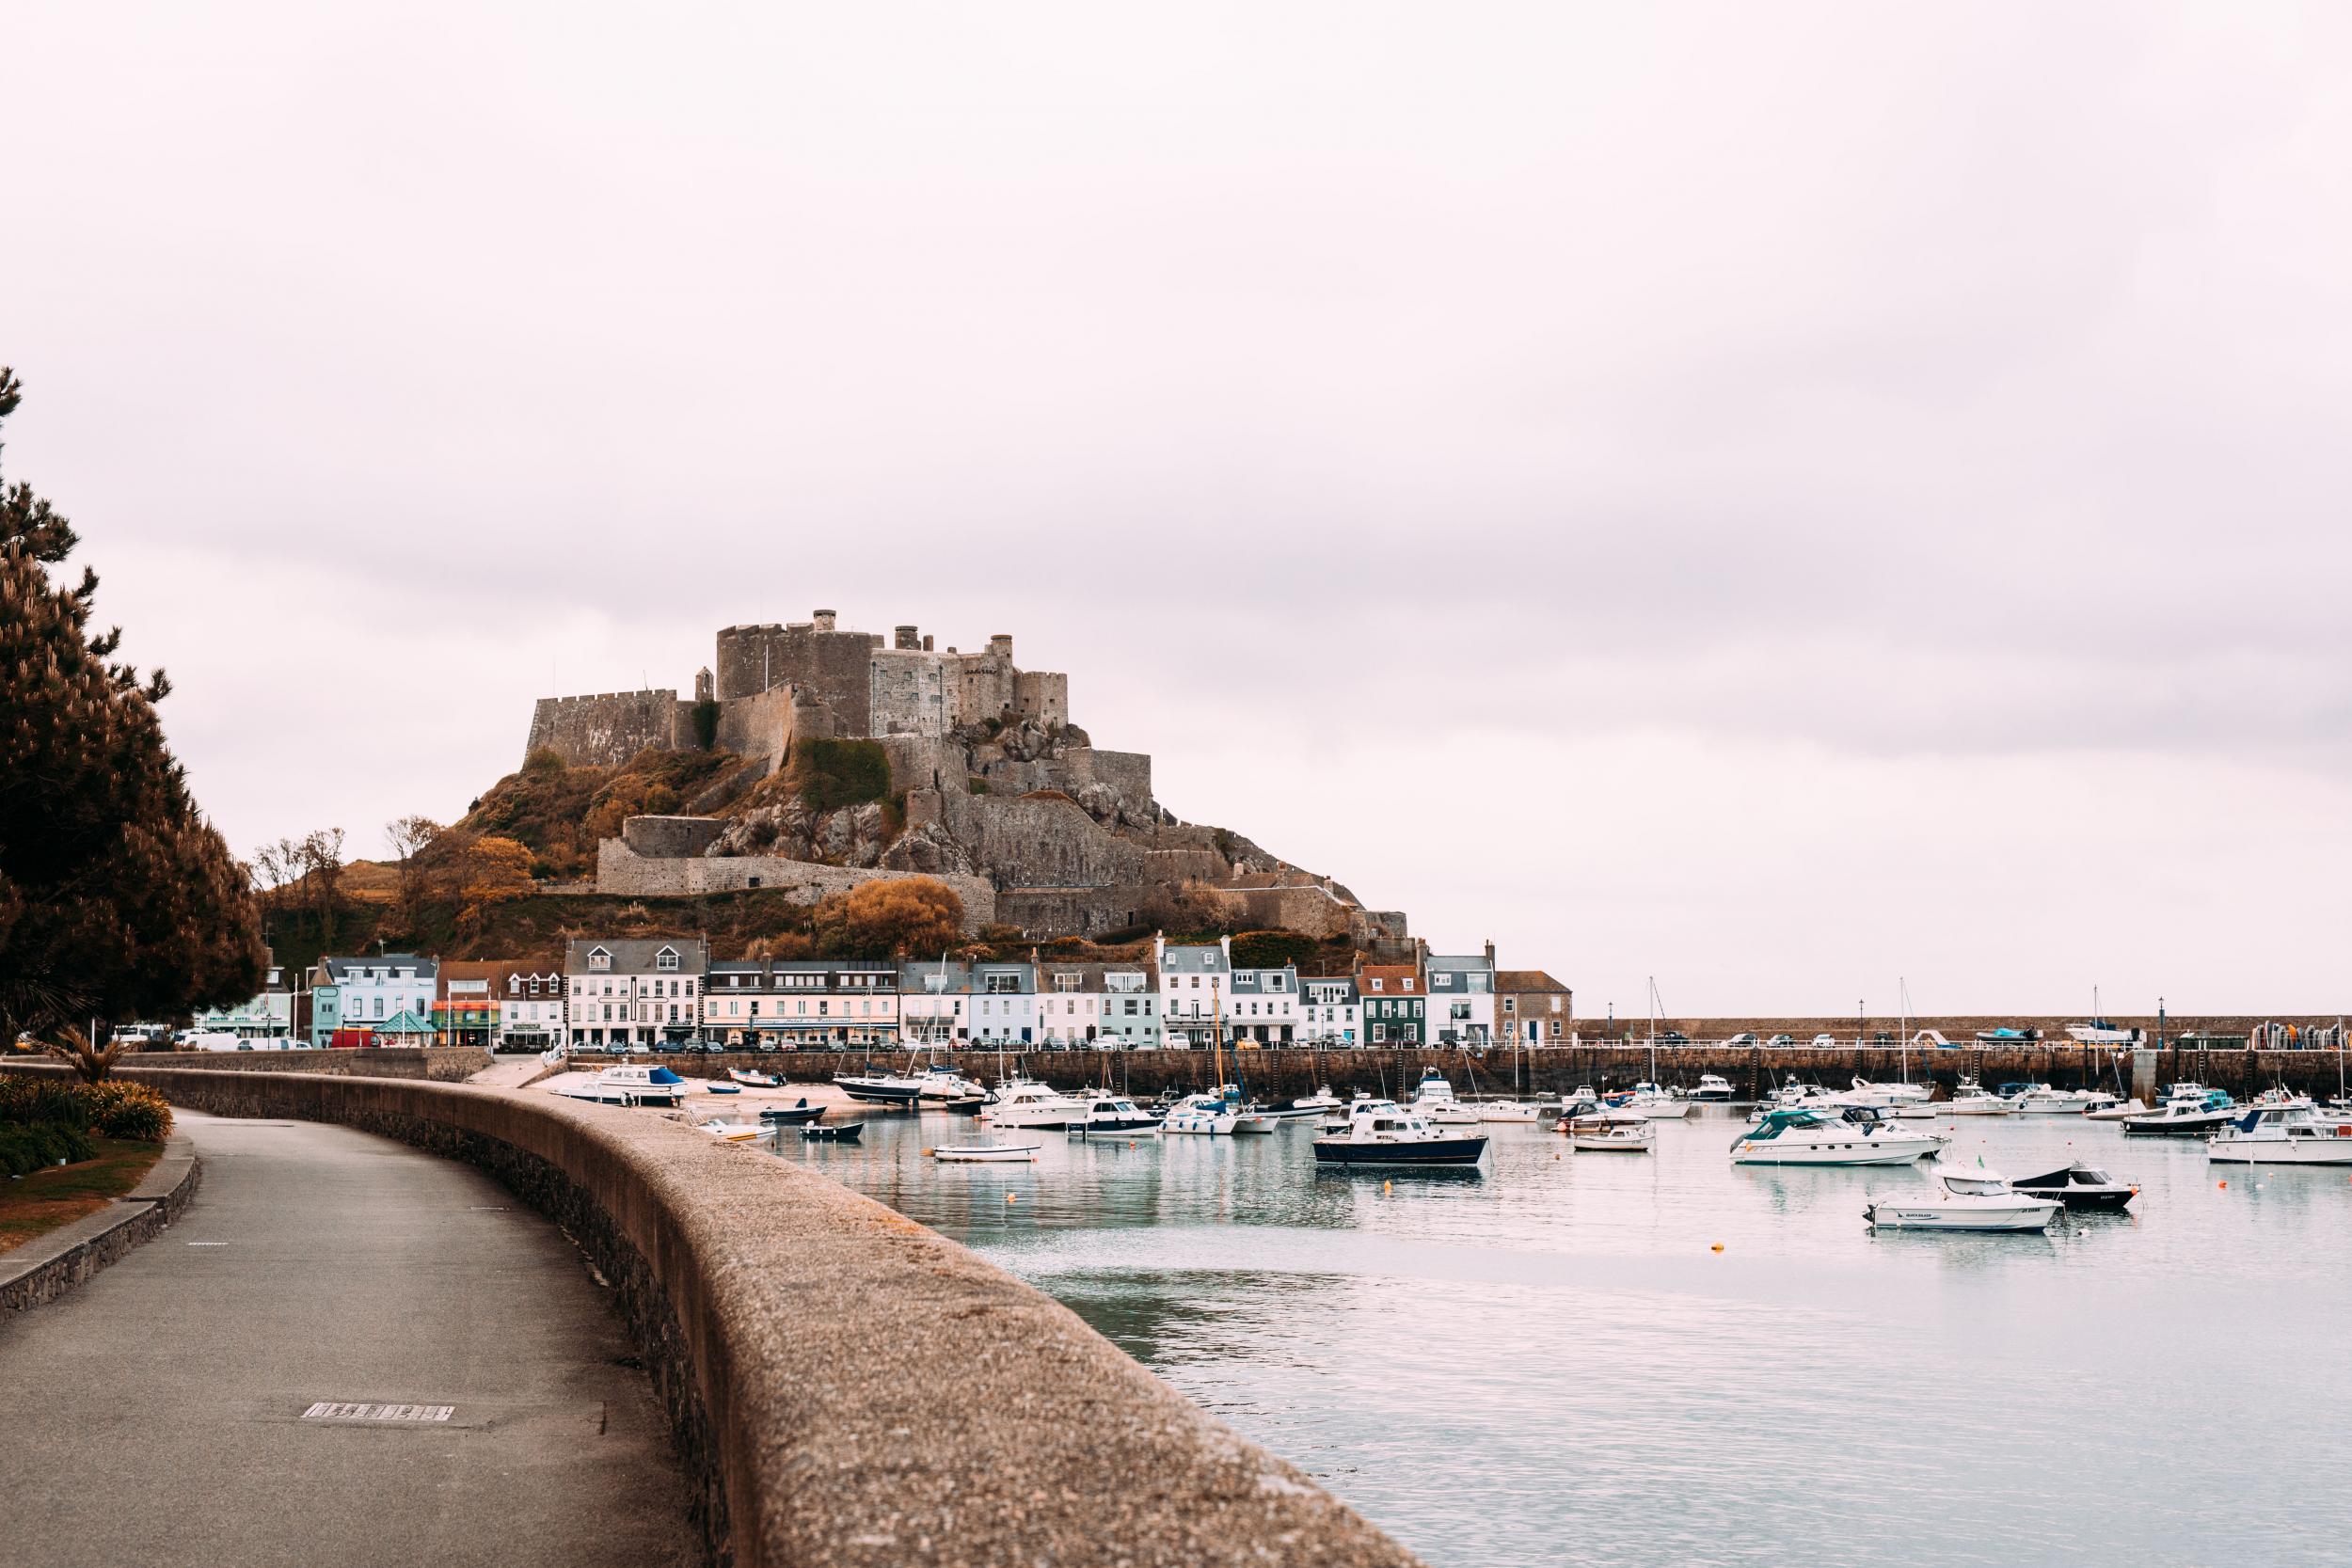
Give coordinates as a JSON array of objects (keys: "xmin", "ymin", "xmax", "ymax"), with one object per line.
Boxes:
[{"xmin": 1211, "ymin": 977, "xmax": 1226, "ymax": 1095}]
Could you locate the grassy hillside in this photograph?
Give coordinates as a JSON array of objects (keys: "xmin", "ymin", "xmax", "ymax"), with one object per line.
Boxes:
[{"xmin": 459, "ymin": 748, "xmax": 740, "ymax": 878}]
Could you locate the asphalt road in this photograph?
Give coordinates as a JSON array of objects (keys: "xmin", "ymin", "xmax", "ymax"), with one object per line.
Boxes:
[{"xmin": 0, "ymin": 1111, "xmax": 697, "ymax": 1568}]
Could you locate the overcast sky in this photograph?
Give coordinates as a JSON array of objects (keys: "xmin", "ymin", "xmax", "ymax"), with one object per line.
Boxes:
[{"xmin": 7, "ymin": 2, "xmax": 2349, "ymax": 1015}]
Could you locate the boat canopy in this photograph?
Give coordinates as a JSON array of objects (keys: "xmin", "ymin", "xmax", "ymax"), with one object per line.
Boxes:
[{"xmin": 648, "ymin": 1067, "xmax": 684, "ymax": 1085}]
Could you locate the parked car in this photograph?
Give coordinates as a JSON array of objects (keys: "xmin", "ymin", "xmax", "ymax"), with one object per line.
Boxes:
[
  {"xmin": 1724, "ymin": 1032, "xmax": 1761, "ymax": 1048},
  {"xmin": 1809, "ymin": 1034, "xmax": 1837, "ymax": 1048},
  {"xmin": 1766, "ymin": 1034, "xmax": 1795, "ymax": 1048},
  {"xmin": 1658, "ymin": 1030, "xmax": 1691, "ymax": 1046}
]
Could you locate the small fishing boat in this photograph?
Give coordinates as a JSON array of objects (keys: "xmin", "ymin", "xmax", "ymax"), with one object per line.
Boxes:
[
  {"xmin": 930, "ymin": 1140, "xmax": 1043, "ymax": 1163},
  {"xmin": 728, "ymin": 1069, "xmax": 780, "ymax": 1087},
  {"xmin": 2206, "ymin": 1106, "xmax": 2352, "ymax": 1165},
  {"xmin": 1865, "ymin": 1164, "xmax": 2061, "ymax": 1231},
  {"xmin": 1312, "ymin": 1100, "xmax": 1487, "ymax": 1166},
  {"xmin": 2085, "ymin": 1097, "xmax": 2147, "ymax": 1122},
  {"xmin": 1292, "ymin": 1086, "xmax": 1342, "ymax": 1112},
  {"xmin": 2012, "ymin": 1085, "xmax": 2090, "ymax": 1116},
  {"xmin": 801, "ymin": 1121, "xmax": 862, "ymax": 1141},
  {"xmin": 1688, "ymin": 1074, "xmax": 1735, "ymax": 1103},
  {"xmin": 1622, "ymin": 1083, "xmax": 1694, "ymax": 1120},
  {"xmin": 2010, "ymin": 1161, "xmax": 2137, "ymax": 1210},
  {"xmin": 1974, "ymin": 1026, "xmax": 2042, "ymax": 1045},
  {"xmin": 916, "ymin": 1066, "xmax": 989, "ymax": 1102},
  {"xmin": 1163, "ymin": 1092, "xmax": 1242, "ymax": 1135},
  {"xmin": 1066, "ymin": 1095, "xmax": 1162, "ymax": 1134},
  {"xmin": 696, "ymin": 1118, "xmax": 766, "ymax": 1142},
  {"xmin": 758, "ymin": 1099, "xmax": 828, "ymax": 1125},
  {"xmin": 701, "ymin": 1080, "xmax": 742, "ymax": 1096},
  {"xmin": 1565, "ymin": 1115, "xmax": 1654, "ymax": 1153}
]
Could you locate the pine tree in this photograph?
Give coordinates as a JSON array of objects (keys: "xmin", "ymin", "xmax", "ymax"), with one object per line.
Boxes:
[{"xmin": 0, "ymin": 367, "xmax": 266, "ymax": 1049}]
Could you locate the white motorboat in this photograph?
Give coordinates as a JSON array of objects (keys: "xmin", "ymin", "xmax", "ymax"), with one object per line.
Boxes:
[
  {"xmin": 1688, "ymin": 1074, "xmax": 1736, "ymax": 1103},
  {"xmin": 1065, "ymin": 1095, "xmax": 1161, "ymax": 1135},
  {"xmin": 1409, "ymin": 1069, "xmax": 1483, "ymax": 1128},
  {"xmin": 1942, "ymin": 1079, "xmax": 2015, "ymax": 1117},
  {"xmin": 2247, "ymin": 1086, "xmax": 2316, "ymax": 1113},
  {"xmin": 915, "ymin": 1066, "xmax": 989, "ymax": 1102},
  {"xmin": 2206, "ymin": 1106, "xmax": 2352, "ymax": 1165},
  {"xmin": 1162, "ymin": 1093, "xmax": 1241, "ymax": 1135},
  {"xmin": 1846, "ymin": 1075, "xmax": 1932, "ymax": 1108},
  {"xmin": 1865, "ymin": 1164, "xmax": 2062, "ymax": 1231},
  {"xmin": 1291, "ymin": 1086, "xmax": 1342, "ymax": 1112},
  {"xmin": 1474, "ymin": 1099, "xmax": 1548, "ymax": 1124},
  {"xmin": 1564, "ymin": 1114, "xmax": 1655, "ymax": 1153},
  {"xmin": 1619, "ymin": 1083, "xmax": 1694, "ymax": 1119},
  {"xmin": 2085, "ymin": 1096, "xmax": 2147, "ymax": 1122},
  {"xmin": 1557, "ymin": 1086, "xmax": 1601, "ymax": 1117},
  {"xmin": 981, "ymin": 1080, "xmax": 1092, "ymax": 1130},
  {"xmin": 930, "ymin": 1140, "xmax": 1042, "ymax": 1163},
  {"xmin": 552, "ymin": 1064, "xmax": 687, "ymax": 1107},
  {"xmin": 2079, "ymin": 1090, "xmax": 2124, "ymax": 1116},
  {"xmin": 1311, "ymin": 1100, "xmax": 1488, "ymax": 1165},
  {"xmin": 727, "ymin": 1068, "xmax": 780, "ymax": 1088},
  {"xmin": 1730, "ymin": 1107, "xmax": 1947, "ymax": 1166},
  {"xmin": 2123, "ymin": 1088, "xmax": 2238, "ymax": 1138},
  {"xmin": 834, "ymin": 1070, "xmax": 927, "ymax": 1105},
  {"xmin": 696, "ymin": 1118, "xmax": 767, "ymax": 1143},
  {"xmin": 2012, "ymin": 1085, "xmax": 2090, "ymax": 1116},
  {"xmin": 2065, "ymin": 990, "xmax": 2142, "ymax": 1046}
]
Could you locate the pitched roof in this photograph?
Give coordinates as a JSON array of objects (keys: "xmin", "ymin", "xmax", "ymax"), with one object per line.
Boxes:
[
  {"xmin": 564, "ymin": 937, "xmax": 708, "ymax": 974},
  {"xmin": 323, "ymin": 954, "xmax": 439, "ymax": 982},
  {"xmin": 1159, "ymin": 943, "xmax": 1227, "ymax": 974},
  {"xmin": 1497, "ymin": 970, "xmax": 1570, "ymax": 993}
]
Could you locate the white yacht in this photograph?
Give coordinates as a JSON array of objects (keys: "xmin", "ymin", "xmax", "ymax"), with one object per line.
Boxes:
[
  {"xmin": 552, "ymin": 1064, "xmax": 687, "ymax": 1107},
  {"xmin": 1473, "ymin": 1098, "xmax": 1548, "ymax": 1124},
  {"xmin": 1621, "ymin": 1083, "xmax": 1694, "ymax": 1120},
  {"xmin": 915, "ymin": 1066, "xmax": 989, "ymax": 1102},
  {"xmin": 1730, "ymin": 1108, "xmax": 1946, "ymax": 1166},
  {"xmin": 981, "ymin": 1081, "xmax": 1091, "ymax": 1131},
  {"xmin": 1865, "ymin": 1164, "xmax": 2063, "ymax": 1231},
  {"xmin": 1162, "ymin": 1093, "xmax": 1242, "ymax": 1135},
  {"xmin": 1689, "ymin": 1074, "xmax": 1735, "ymax": 1103},
  {"xmin": 1943, "ymin": 1079, "xmax": 2016, "ymax": 1117},
  {"xmin": 1409, "ymin": 1069, "xmax": 1483, "ymax": 1127},
  {"xmin": 2206, "ymin": 1106, "xmax": 2352, "ymax": 1165},
  {"xmin": 1845, "ymin": 1075, "xmax": 1932, "ymax": 1108},
  {"xmin": 2085, "ymin": 1096, "xmax": 2148, "ymax": 1122},
  {"xmin": 2012, "ymin": 1085, "xmax": 2090, "ymax": 1116},
  {"xmin": 1065, "ymin": 1095, "xmax": 1162, "ymax": 1135},
  {"xmin": 1291, "ymin": 1086, "xmax": 1343, "ymax": 1112}
]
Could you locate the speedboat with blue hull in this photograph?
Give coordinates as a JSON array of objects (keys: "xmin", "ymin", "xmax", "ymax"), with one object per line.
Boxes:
[{"xmin": 1312, "ymin": 1100, "xmax": 1488, "ymax": 1166}]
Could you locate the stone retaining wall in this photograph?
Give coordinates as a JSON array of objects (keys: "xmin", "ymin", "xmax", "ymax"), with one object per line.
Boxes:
[
  {"xmin": 0, "ymin": 1130, "xmax": 200, "ymax": 1311},
  {"xmin": 23, "ymin": 1065, "xmax": 1417, "ymax": 1568},
  {"xmin": 123, "ymin": 1047, "xmax": 492, "ymax": 1081}
]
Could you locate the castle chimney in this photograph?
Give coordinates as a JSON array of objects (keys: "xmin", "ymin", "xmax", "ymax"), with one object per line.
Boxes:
[
  {"xmin": 988, "ymin": 633, "xmax": 1013, "ymax": 660},
  {"xmin": 922, "ymin": 635, "xmax": 934, "ymax": 652},
  {"xmin": 694, "ymin": 667, "xmax": 714, "ymax": 703},
  {"xmin": 895, "ymin": 625, "xmax": 920, "ymax": 650},
  {"xmin": 813, "ymin": 609, "xmax": 837, "ymax": 633}
]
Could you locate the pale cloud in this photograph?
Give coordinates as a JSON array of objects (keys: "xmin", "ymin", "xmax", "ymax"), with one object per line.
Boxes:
[{"xmin": 6, "ymin": 1, "xmax": 2349, "ymax": 1009}]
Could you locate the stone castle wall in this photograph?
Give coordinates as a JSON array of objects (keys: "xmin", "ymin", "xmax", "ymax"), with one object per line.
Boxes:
[
  {"xmin": 594, "ymin": 839, "xmax": 996, "ymax": 928},
  {"xmin": 940, "ymin": 791, "xmax": 1149, "ymax": 888},
  {"xmin": 526, "ymin": 690, "xmax": 684, "ymax": 768},
  {"xmin": 712, "ymin": 622, "xmax": 877, "ymax": 731},
  {"xmin": 620, "ymin": 815, "xmax": 729, "ymax": 859},
  {"xmin": 1014, "ymin": 671, "xmax": 1069, "ymax": 727},
  {"xmin": 712, "ymin": 685, "xmax": 811, "ymax": 767}
]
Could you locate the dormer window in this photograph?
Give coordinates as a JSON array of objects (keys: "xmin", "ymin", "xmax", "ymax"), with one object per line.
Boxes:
[
  {"xmin": 1054, "ymin": 974, "xmax": 1081, "ymax": 992},
  {"xmin": 1370, "ymin": 978, "xmax": 1385, "ymax": 992},
  {"xmin": 1434, "ymin": 974, "xmax": 1453, "ymax": 988},
  {"xmin": 588, "ymin": 947, "xmax": 612, "ymax": 973},
  {"xmin": 656, "ymin": 946, "xmax": 680, "ymax": 973},
  {"xmin": 1403, "ymin": 979, "xmax": 1415, "ymax": 992}
]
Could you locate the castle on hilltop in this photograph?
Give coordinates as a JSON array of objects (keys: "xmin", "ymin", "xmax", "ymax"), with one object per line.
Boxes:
[{"xmin": 517, "ymin": 608, "xmax": 1407, "ymax": 948}]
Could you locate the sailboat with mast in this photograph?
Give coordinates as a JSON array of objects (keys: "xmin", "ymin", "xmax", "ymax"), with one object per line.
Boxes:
[
  {"xmin": 2066, "ymin": 987, "xmax": 2144, "ymax": 1046},
  {"xmin": 1622, "ymin": 978, "xmax": 1693, "ymax": 1119}
]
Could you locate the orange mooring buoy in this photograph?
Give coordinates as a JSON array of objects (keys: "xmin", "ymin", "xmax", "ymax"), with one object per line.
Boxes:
[{"xmin": 1711, "ymin": 1243, "xmax": 1725, "ymax": 1253}]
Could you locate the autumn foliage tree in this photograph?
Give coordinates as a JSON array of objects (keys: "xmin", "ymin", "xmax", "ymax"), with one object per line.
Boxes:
[
  {"xmin": 810, "ymin": 877, "xmax": 966, "ymax": 958},
  {"xmin": 0, "ymin": 368, "xmax": 265, "ymax": 1053}
]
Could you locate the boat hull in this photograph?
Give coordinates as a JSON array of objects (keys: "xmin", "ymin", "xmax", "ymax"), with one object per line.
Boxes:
[
  {"xmin": 836, "ymin": 1079, "xmax": 924, "ymax": 1104},
  {"xmin": 1732, "ymin": 1139, "xmax": 1939, "ymax": 1166},
  {"xmin": 1865, "ymin": 1201, "xmax": 2058, "ymax": 1231},
  {"xmin": 2206, "ymin": 1139, "xmax": 2352, "ymax": 1165},
  {"xmin": 1313, "ymin": 1136, "xmax": 1488, "ymax": 1165},
  {"xmin": 2122, "ymin": 1115, "xmax": 2235, "ymax": 1137},
  {"xmin": 931, "ymin": 1143, "xmax": 1041, "ymax": 1163}
]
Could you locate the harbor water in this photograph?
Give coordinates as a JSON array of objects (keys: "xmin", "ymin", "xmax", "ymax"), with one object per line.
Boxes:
[{"xmin": 774, "ymin": 1105, "xmax": 2352, "ymax": 1566}]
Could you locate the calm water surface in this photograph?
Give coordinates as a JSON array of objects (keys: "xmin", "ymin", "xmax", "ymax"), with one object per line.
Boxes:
[{"xmin": 777, "ymin": 1105, "xmax": 2352, "ymax": 1566}]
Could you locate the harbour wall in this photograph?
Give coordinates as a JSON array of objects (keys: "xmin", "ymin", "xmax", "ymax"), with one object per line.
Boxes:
[
  {"xmin": 581, "ymin": 1046, "xmax": 2352, "ymax": 1102},
  {"xmin": 0, "ymin": 1063, "xmax": 1419, "ymax": 1568}
]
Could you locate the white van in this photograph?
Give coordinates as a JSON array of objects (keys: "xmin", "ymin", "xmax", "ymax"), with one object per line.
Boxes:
[{"xmin": 183, "ymin": 1031, "xmax": 246, "ymax": 1052}]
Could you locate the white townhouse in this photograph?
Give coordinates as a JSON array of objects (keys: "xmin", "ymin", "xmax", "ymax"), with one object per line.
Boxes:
[
  {"xmin": 1426, "ymin": 947, "xmax": 1498, "ymax": 1047},
  {"xmin": 898, "ymin": 961, "xmax": 973, "ymax": 1045},
  {"xmin": 564, "ymin": 938, "xmax": 708, "ymax": 1048},
  {"xmin": 324, "ymin": 955, "xmax": 438, "ymax": 1034},
  {"xmin": 1037, "ymin": 962, "xmax": 1161, "ymax": 1050},
  {"xmin": 1154, "ymin": 936, "xmax": 1231, "ymax": 1049},
  {"xmin": 1226, "ymin": 963, "xmax": 1300, "ymax": 1046},
  {"xmin": 1298, "ymin": 975, "xmax": 1360, "ymax": 1046},
  {"xmin": 702, "ymin": 960, "xmax": 899, "ymax": 1048},
  {"xmin": 968, "ymin": 962, "xmax": 1039, "ymax": 1047}
]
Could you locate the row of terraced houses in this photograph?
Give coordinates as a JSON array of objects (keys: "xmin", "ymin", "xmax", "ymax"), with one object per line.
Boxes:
[{"xmin": 240, "ymin": 938, "xmax": 1571, "ymax": 1052}]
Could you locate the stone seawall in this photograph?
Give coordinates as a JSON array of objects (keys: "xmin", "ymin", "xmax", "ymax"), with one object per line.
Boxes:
[
  {"xmin": 15, "ymin": 1065, "xmax": 1417, "ymax": 1568},
  {"xmin": 597, "ymin": 1044, "xmax": 2352, "ymax": 1102},
  {"xmin": 125, "ymin": 1047, "xmax": 492, "ymax": 1081}
]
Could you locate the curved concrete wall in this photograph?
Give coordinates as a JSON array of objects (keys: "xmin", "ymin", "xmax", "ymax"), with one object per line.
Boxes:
[{"xmin": 80, "ymin": 1067, "xmax": 1419, "ymax": 1568}]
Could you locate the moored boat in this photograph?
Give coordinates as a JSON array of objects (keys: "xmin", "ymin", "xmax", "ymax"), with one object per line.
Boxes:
[
  {"xmin": 1312, "ymin": 1100, "xmax": 1487, "ymax": 1166},
  {"xmin": 553, "ymin": 1064, "xmax": 688, "ymax": 1107},
  {"xmin": 982, "ymin": 1081, "xmax": 1090, "ymax": 1130},
  {"xmin": 696, "ymin": 1117, "xmax": 766, "ymax": 1142},
  {"xmin": 758, "ymin": 1099, "xmax": 827, "ymax": 1125},
  {"xmin": 1730, "ymin": 1107, "xmax": 1946, "ymax": 1166},
  {"xmin": 1688, "ymin": 1074, "xmax": 1735, "ymax": 1103},
  {"xmin": 930, "ymin": 1140, "xmax": 1042, "ymax": 1163},
  {"xmin": 2205, "ymin": 1106, "xmax": 2352, "ymax": 1165},
  {"xmin": 1565, "ymin": 1114, "xmax": 1654, "ymax": 1153},
  {"xmin": 2085, "ymin": 1097, "xmax": 2147, "ymax": 1122},
  {"xmin": 1066, "ymin": 1095, "xmax": 1162, "ymax": 1135},
  {"xmin": 1865, "ymin": 1164, "xmax": 2062, "ymax": 1231},
  {"xmin": 2122, "ymin": 1088, "xmax": 2237, "ymax": 1137},
  {"xmin": 1943, "ymin": 1079, "xmax": 2016, "ymax": 1117},
  {"xmin": 834, "ymin": 1071, "xmax": 926, "ymax": 1105},
  {"xmin": 728, "ymin": 1068, "xmax": 780, "ymax": 1087},
  {"xmin": 801, "ymin": 1121, "xmax": 861, "ymax": 1141},
  {"xmin": 2010, "ymin": 1160, "xmax": 2137, "ymax": 1209},
  {"xmin": 1409, "ymin": 1069, "xmax": 1483, "ymax": 1128}
]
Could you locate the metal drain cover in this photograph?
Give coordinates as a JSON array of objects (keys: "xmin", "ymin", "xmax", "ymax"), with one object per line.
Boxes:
[{"xmin": 301, "ymin": 1402, "xmax": 454, "ymax": 1423}]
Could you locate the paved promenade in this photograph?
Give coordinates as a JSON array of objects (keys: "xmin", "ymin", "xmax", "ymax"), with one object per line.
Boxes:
[{"xmin": 0, "ymin": 1112, "xmax": 696, "ymax": 1568}]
